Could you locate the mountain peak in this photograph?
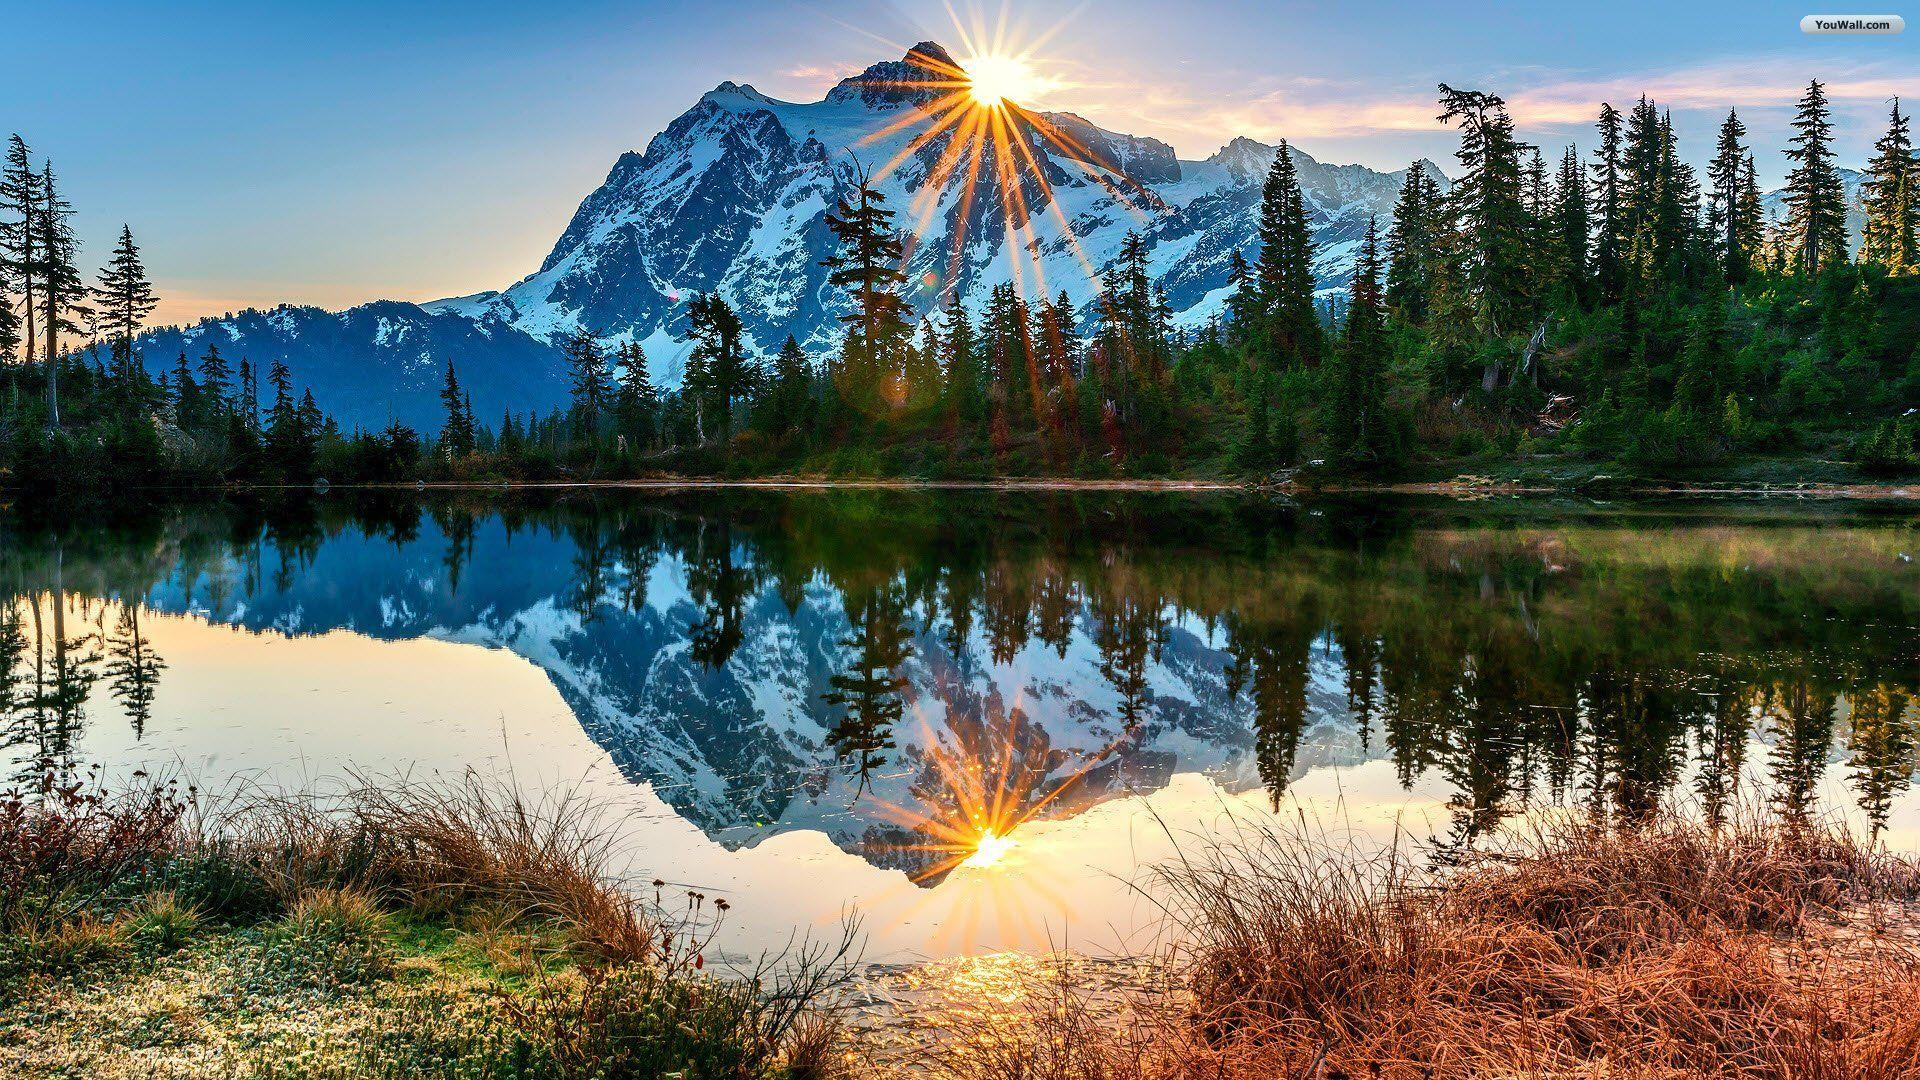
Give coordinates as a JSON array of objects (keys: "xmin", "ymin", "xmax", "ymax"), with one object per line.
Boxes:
[
  {"xmin": 826, "ymin": 41, "xmax": 959, "ymax": 107},
  {"xmin": 903, "ymin": 41, "xmax": 959, "ymax": 71},
  {"xmin": 703, "ymin": 80, "xmax": 772, "ymax": 105}
]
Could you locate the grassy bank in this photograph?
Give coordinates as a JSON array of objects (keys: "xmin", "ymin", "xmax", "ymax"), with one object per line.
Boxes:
[
  {"xmin": 12, "ymin": 772, "xmax": 1920, "ymax": 1078},
  {"xmin": 937, "ymin": 814, "xmax": 1920, "ymax": 1080},
  {"xmin": 0, "ymin": 774, "xmax": 853, "ymax": 1078}
]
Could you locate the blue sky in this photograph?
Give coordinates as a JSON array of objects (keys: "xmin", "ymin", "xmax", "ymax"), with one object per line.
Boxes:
[{"xmin": 6, "ymin": 0, "xmax": 1910, "ymax": 325}]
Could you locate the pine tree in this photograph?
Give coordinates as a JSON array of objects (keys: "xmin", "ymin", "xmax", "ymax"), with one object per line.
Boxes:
[
  {"xmin": 1552, "ymin": 145, "xmax": 1591, "ymax": 304},
  {"xmin": 1437, "ymin": 85, "xmax": 1534, "ymax": 337},
  {"xmin": 169, "ymin": 350, "xmax": 196, "ymax": 425},
  {"xmin": 938, "ymin": 289, "xmax": 980, "ymax": 421},
  {"xmin": 562, "ymin": 326, "xmax": 613, "ymax": 432},
  {"xmin": 684, "ymin": 293, "xmax": 749, "ymax": 436},
  {"xmin": 1782, "ymin": 79, "xmax": 1850, "ymax": 275},
  {"xmin": 1591, "ymin": 103, "xmax": 1626, "ymax": 304},
  {"xmin": 1385, "ymin": 163, "xmax": 1440, "ymax": 325},
  {"xmin": 1, "ymin": 136, "xmax": 38, "ymax": 366},
  {"xmin": 766, "ymin": 335, "xmax": 813, "ymax": 437},
  {"xmin": 820, "ymin": 159, "xmax": 912, "ymax": 410},
  {"xmin": 981, "ymin": 281, "xmax": 1034, "ymax": 426},
  {"xmin": 236, "ymin": 358, "xmax": 256, "ymax": 431},
  {"xmin": 613, "ymin": 340, "xmax": 659, "ymax": 449},
  {"xmin": 1861, "ymin": 98, "xmax": 1917, "ymax": 274},
  {"xmin": 93, "ymin": 225, "xmax": 158, "ymax": 382},
  {"xmin": 197, "ymin": 343, "xmax": 231, "ymax": 411},
  {"xmin": 1737, "ymin": 155, "xmax": 1765, "ymax": 277},
  {"xmin": 1254, "ymin": 142, "xmax": 1318, "ymax": 363},
  {"xmin": 440, "ymin": 360, "xmax": 474, "ymax": 455},
  {"xmin": 264, "ymin": 357, "xmax": 316, "ymax": 477},
  {"xmin": 1619, "ymin": 97, "xmax": 1666, "ymax": 287},
  {"xmin": 1223, "ymin": 248, "xmax": 1261, "ymax": 338},
  {"xmin": 35, "ymin": 162, "xmax": 90, "ymax": 427},
  {"xmin": 1707, "ymin": 110, "xmax": 1755, "ymax": 282},
  {"xmin": 1326, "ymin": 216, "xmax": 1392, "ymax": 464}
]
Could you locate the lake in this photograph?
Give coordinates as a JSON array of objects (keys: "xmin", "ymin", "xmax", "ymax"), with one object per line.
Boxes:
[{"xmin": 4, "ymin": 489, "xmax": 1918, "ymax": 965}]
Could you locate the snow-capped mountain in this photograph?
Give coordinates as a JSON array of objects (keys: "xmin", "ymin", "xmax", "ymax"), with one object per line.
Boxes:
[
  {"xmin": 138, "ymin": 42, "xmax": 1439, "ymax": 429},
  {"xmin": 434, "ymin": 42, "xmax": 1443, "ymax": 385}
]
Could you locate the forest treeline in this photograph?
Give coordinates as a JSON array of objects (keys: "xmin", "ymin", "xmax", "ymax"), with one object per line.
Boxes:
[{"xmin": 2, "ymin": 79, "xmax": 1916, "ymax": 493}]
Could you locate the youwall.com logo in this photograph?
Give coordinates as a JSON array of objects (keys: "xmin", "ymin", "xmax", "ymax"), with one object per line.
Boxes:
[{"xmin": 1800, "ymin": 13, "xmax": 1905, "ymax": 32}]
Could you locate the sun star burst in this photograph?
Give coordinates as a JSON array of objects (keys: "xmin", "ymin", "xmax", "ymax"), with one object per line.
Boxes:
[{"xmin": 963, "ymin": 54, "xmax": 1046, "ymax": 107}]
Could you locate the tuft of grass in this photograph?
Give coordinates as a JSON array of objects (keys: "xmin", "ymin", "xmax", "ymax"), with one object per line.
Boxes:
[
  {"xmin": 284, "ymin": 885, "xmax": 388, "ymax": 941},
  {"xmin": 126, "ymin": 890, "xmax": 202, "ymax": 955},
  {"xmin": 0, "ymin": 911, "xmax": 129, "ymax": 991}
]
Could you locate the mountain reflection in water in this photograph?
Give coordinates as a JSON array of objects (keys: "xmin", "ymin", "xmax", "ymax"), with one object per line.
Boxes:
[{"xmin": 2, "ymin": 490, "xmax": 1918, "ymax": 894}]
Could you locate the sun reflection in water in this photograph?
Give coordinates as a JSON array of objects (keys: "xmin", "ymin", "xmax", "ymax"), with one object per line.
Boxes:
[{"xmin": 960, "ymin": 828, "xmax": 1016, "ymax": 869}]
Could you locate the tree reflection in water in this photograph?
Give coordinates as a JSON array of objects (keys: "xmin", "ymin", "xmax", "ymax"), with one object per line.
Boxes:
[{"xmin": 1, "ymin": 491, "xmax": 1916, "ymax": 880}]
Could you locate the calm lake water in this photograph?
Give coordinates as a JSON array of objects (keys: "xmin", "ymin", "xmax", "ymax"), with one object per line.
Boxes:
[{"xmin": 4, "ymin": 490, "xmax": 1918, "ymax": 963}]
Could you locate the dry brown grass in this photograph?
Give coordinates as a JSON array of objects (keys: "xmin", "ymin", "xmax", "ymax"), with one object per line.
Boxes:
[
  {"xmin": 950, "ymin": 814, "xmax": 1920, "ymax": 1080},
  {"xmin": 197, "ymin": 772, "xmax": 658, "ymax": 963}
]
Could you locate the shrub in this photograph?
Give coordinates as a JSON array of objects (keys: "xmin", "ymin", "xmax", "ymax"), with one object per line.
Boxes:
[{"xmin": 1853, "ymin": 417, "xmax": 1919, "ymax": 476}]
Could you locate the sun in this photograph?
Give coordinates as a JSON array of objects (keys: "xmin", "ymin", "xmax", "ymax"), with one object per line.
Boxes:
[{"xmin": 963, "ymin": 54, "xmax": 1044, "ymax": 107}]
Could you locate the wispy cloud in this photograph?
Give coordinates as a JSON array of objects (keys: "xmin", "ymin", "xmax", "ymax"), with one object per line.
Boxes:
[
  {"xmin": 777, "ymin": 61, "xmax": 865, "ymax": 94},
  {"xmin": 1037, "ymin": 53, "xmax": 1904, "ymax": 171},
  {"xmin": 1502, "ymin": 57, "xmax": 1910, "ymax": 127}
]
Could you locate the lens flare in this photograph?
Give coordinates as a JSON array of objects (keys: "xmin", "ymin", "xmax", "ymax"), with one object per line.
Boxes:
[
  {"xmin": 963, "ymin": 54, "xmax": 1046, "ymax": 106},
  {"xmin": 960, "ymin": 829, "xmax": 1016, "ymax": 869},
  {"xmin": 846, "ymin": 3, "xmax": 1160, "ymax": 317}
]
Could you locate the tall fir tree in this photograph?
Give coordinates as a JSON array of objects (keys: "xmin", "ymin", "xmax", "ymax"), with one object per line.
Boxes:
[
  {"xmin": 939, "ymin": 288, "xmax": 980, "ymax": 421},
  {"xmin": 685, "ymin": 292, "xmax": 750, "ymax": 437},
  {"xmin": 1, "ymin": 135, "xmax": 37, "ymax": 366},
  {"xmin": 1591, "ymin": 103, "xmax": 1626, "ymax": 304},
  {"xmin": 1385, "ymin": 163, "xmax": 1440, "ymax": 325},
  {"xmin": 820, "ymin": 159, "xmax": 912, "ymax": 411},
  {"xmin": 1223, "ymin": 248, "xmax": 1262, "ymax": 338},
  {"xmin": 613, "ymin": 340, "xmax": 660, "ymax": 449},
  {"xmin": 440, "ymin": 360, "xmax": 475, "ymax": 455},
  {"xmin": 93, "ymin": 225, "xmax": 158, "ymax": 383},
  {"xmin": 35, "ymin": 161, "xmax": 90, "ymax": 427},
  {"xmin": 1861, "ymin": 98, "xmax": 1917, "ymax": 275},
  {"xmin": 1253, "ymin": 141, "xmax": 1319, "ymax": 364},
  {"xmin": 1437, "ymin": 84, "xmax": 1534, "ymax": 338},
  {"xmin": 198, "ymin": 343, "xmax": 232, "ymax": 412},
  {"xmin": 1325, "ymin": 216, "xmax": 1393, "ymax": 464},
  {"xmin": 1782, "ymin": 79, "xmax": 1850, "ymax": 275},
  {"xmin": 1737, "ymin": 155, "xmax": 1766, "ymax": 276},
  {"xmin": 1552, "ymin": 144, "xmax": 1591, "ymax": 305},
  {"xmin": 1706, "ymin": 110, "xmax": 1756, "ymax": 282},
  {"xmin": 765, "ymin": 334, "xmax": 813, "ymax": 437},
  {"xmin": 562, "ymin": 326, "xmax": 613, "ymax": 432}
]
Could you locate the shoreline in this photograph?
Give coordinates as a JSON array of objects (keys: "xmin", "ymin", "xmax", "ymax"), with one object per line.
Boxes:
[{"xmin": 292, "ymin": 475, "xmax": 1920, "ymax": 500}]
